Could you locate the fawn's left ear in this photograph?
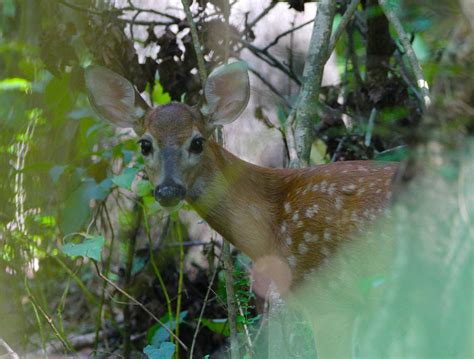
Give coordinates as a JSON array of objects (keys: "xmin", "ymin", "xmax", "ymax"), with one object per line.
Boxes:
[
  {"xmin": 202, "ymin": 61, "xmax": 250, "ymax": 127},
  {"xmin": 85, "ymin": 66, "xmax": 150, "ymax": 136}
]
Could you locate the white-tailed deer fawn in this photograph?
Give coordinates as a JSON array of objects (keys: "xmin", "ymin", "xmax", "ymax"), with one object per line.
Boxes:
[{"xmin": 85, "ymin": 61, "xmax": 397, "ymax": 291}]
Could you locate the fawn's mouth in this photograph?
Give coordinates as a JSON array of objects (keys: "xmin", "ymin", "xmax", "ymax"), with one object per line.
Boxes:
[{"xmin": 154, "ymin": 183, "xmax": 186, "ymax": 208}]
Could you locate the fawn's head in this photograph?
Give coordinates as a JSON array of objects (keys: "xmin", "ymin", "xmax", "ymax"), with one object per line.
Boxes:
[{"xmin": 85, "ymin": 62, "xmax": 250, "ymax": 208}]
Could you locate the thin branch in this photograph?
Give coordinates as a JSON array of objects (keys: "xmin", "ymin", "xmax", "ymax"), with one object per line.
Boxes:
[
  {"xmin": 327, "ymin": 0, "xmax": 361, "ymax": 57},
  {"xmin": 93, "ymin": 262, "xmax": 188, "ymax": 352},
  {"xmin": 248, "ymin": 66, "xmax": 291, "ymax": 107},
  {"xmin": 0, "ymin": 338, "xmax": 20, "ymax": 359},
  {"xmin": 365, "ymin": 108, "xmax": 377, "ymax": 146},
  {"xmin": 263, "ymin": 19, "xmax": 314, "ymax": 51},
  {"xmin": 121, "ymin": 2, "xmax": 181, "ymax": 21},
  {"xmin": 378, "ymin": 0, "xmax": 431, "ymax": 109},
  {"xmin": 236, "ymin": 37, "xmax": 302, "ymax": 85},
  {"xmin": 189, "ymin": 262, "xmax": 219, "ymax": 358},
  {"xmin": 181, "ymin": 0, "xmax": 208, "ymax": 86},
  {"xmin": 222, "ymin": 242, "xmax": 240, "ymax": 359},
  {"xmin": 247, "ymin": 1, "xmax": 278, "ymax": 29}
]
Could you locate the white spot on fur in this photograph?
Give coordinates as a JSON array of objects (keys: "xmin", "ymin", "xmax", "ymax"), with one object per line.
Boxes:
[
  {"xmin": 280, "ymin": 221, "xmax": 288, "ymax": 234},
  {"xmin": 342, "ymin": 184, "xmax": 356, "ymax": 194},
  {"xmin": 327, "ymin": 183, "xmax": 337, "ymax": 196},
  {"xmin": 312, "ymin": 183, "xmax": 320, "ymax": 192},
  {"xmin": 284, "ymin": 202, "xmax": 292, "ymax": 214},
  {"xmin": 325, "ymin": 216, "xmax": 333, "ymax": 224},
  {"xmin": 323, "ymin": 230, "xmax": 332, "ymax": 241},
  {"xmin": 292, "ymin": 211, "xmax": 300, "ymax": 222},
  {"xmin": 376, "ymin": 188, "xmax": 382, "ymax": 194},
  {"xmin": 285, "ymin": 237, "xmax": 292, "ymax": 246},
  {"xmin": 304, "ymin": 232, "xmax": 318, "ymax": 243},
  {"xmin": 335, "ymin": 196, "xmax": 343, "ymax": 210},
  {"xmin": 288, "ymin": 255, "xmax": 297, "ymax": 268},
  {"xmin": 305, "ymin": 204, "xmax": 320, "ymax": 218},
  {"xmin": 296, "ymin": 221, "xmax": 304, "ymax": 228},
  {"xmin": 320, "ymin": 180, "xmax": 328, "ymax": 193},
  {"xmin": 298, "ymin": 243, "xmax": 308, "ymax": 255},
  {"xmin": 321, "ymin": 247, "xmax": 331, "ymax": 257}
]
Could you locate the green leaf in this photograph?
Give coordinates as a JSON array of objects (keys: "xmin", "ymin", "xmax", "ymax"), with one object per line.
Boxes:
[
  {"xmin": 147, "ymin": 311, "xmax": 188, "ymax": 346},
  {"xmin": 112, "ymin": 168, "xmax": 138, "ymax": 190},
  {"xmin": 201, "ymin": 318, "xmax": 230, "ymax": 337},
  {"xmin": 151, "ymin": 80, "xmax": 171, "ymax": 105},
  {"xmin": 143, "ymin": 342, "xmax": 175, "ymax": 359},
  {"xmin": 62, "ymin": 235, "xmax": 105, "ymax": 262},
  {"xmin": 136, "ymin": 179, "xmax": 154, "ymax": 197},
  {"xmin": 0, "ymin": 77, "xmax": 31, "ymax": 92},
  {"xmin": 59, "ymin": 178, "xmax": 109, "ymax": 234}
]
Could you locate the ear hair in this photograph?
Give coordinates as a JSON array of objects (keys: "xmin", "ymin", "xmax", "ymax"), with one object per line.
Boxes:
[
  {"xmin": 202, "ymin": 61, "xmax": 250, "ymax": 127},
  {"xmin": 85, "ymin": 66, "xmax": 150, "ymax": 136}
]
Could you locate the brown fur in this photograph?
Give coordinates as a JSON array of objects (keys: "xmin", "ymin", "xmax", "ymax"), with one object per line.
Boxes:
[{"xmin": 143, "ymin": 103, "xmax": 398, "ymax": 287}]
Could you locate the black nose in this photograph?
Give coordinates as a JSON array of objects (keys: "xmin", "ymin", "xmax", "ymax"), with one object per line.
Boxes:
[{"xmin": 154, "ymin": 183, "xmax": 186, "ymax": 207}]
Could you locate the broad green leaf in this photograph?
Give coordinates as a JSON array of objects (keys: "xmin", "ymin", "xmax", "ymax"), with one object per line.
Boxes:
[
  {"xmin": 143, "ymin": 342, "xmax": 175, "ymax": 359},
  {"xmin": 136, "ymin": 180, "xmax": 154, "ymax": 197},
  {"xmin": 59, "ymin": 178, "xmax": 109, "ymax": 234},
  {"xmin": 201, "ymin": 318, "xmax": 230, "ymax": 337},
  {"xmin": 151, "ymin": 81, "xmax": 171, "ymax": 105},
  {"xmin": 62, "ymin": 235, "xmax": 105, "ymax": 262},
  {"xmin": 112, "ymin": 168, "xmax": 138, "ymax": 190},
  {"xmin": 147, "ymin": 311, "xmax": 188, "ymax": 346}
]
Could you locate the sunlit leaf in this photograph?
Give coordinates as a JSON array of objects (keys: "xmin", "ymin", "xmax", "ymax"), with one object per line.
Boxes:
[
  {"xmin": 0, "ymin": 78, "xmax": 31, "ymax": 92},
  {"xmin": 62, "ymin": 235, "xmax": 105, "ymax": 261}
]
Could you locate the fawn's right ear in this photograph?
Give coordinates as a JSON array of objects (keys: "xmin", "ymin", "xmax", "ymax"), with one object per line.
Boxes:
[{"xmin": 85, "ymin": 66, "xmax": 150, "ymax": 136}]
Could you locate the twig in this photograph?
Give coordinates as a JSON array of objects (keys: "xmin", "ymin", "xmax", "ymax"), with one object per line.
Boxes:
[
  {"xmin": 247, "ymin": 1, "xmax": 278, "ymax": 29},
  {"xmin": 181, "ymin": 0, "xmax": 208, "ymax": 86},
  {"xmin": 331, "ymin": 137, "xmax": 347, "ymax": 162},
  {"xmin": 222, "ymin": 242, "xmax": 240, "ymax": 359},
  {"xmin": 248, "ymin": 67, "xmax": 291, "ymax": 107},
  {"xmin": 236, "ymin": 37, "xmax": 302, "ymax": 85},
  {"xmin": 122, "ymin": 202, "xmax": 141, "ymax": 358},
  {"xmin": 285, "ymin": 109, "xmax": 300, "ymax": 166},
  {"xmin": 291, "ymin": 0, "xmax": 337, "ymax": 167},
  {"xmin": 263, "ymin": 19, "xmax": 314, "ymax": 51},
  {"xmin": 365, "ymin": 108, "xmax": 377, "ymax": 146},
  {"xmin": 378, "ymin": 0, "xmax": 431, "ymax": 109},
  {"xmin": 95, "ymin": 203, "xmax": 116, "ymax": 352},
  {"xmin": 25, "ymin": 279, "xmax": 75, "ymax": 353},
  {"xmin": 327, "ymin": 0, "xmax": 361, "ymax": 57},
  {"xmin": 189, "ymin": 262, "xmax": 219, "ymax": 358},
  {"xmin": 0, "ymin": 338, "xmax": 19, "ymax": 359},
  {"xmin": 93, "ymin": 262, "xmax": 188, "ymax": 352},
  {"xmin": 174, "ymin": 219, "xmax": 186, "ymax": 359}
]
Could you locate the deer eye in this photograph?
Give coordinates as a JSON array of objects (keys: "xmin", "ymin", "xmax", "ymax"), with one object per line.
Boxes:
[
  {"xmin": 189, "ymin": 137, "xmax": 204, "ymax": 154},
  {"xmin": 138, "ymin": 139, "xmax": 153, "ymax": 156}
]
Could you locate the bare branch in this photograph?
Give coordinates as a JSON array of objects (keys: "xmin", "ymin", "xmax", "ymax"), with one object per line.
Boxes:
[
  {"xmin": 181, "ymin": 0, "xmax": 208, "ymax": 86},
  {"xmin": 378, "ymin": 0, "xmax": 431, "ymax": 109},
  {"xmin": 263, "ymin": 19, "xmax": 314, "ymax": 51},
  {"xmin": 327, "ymin": 0, "xmax": 361, "ymax": 57}
]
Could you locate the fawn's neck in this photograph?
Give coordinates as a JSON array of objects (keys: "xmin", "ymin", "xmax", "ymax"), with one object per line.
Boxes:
[{"xmin": 186, "ymin": 141, "xmax": 285, "ymax": 260}]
